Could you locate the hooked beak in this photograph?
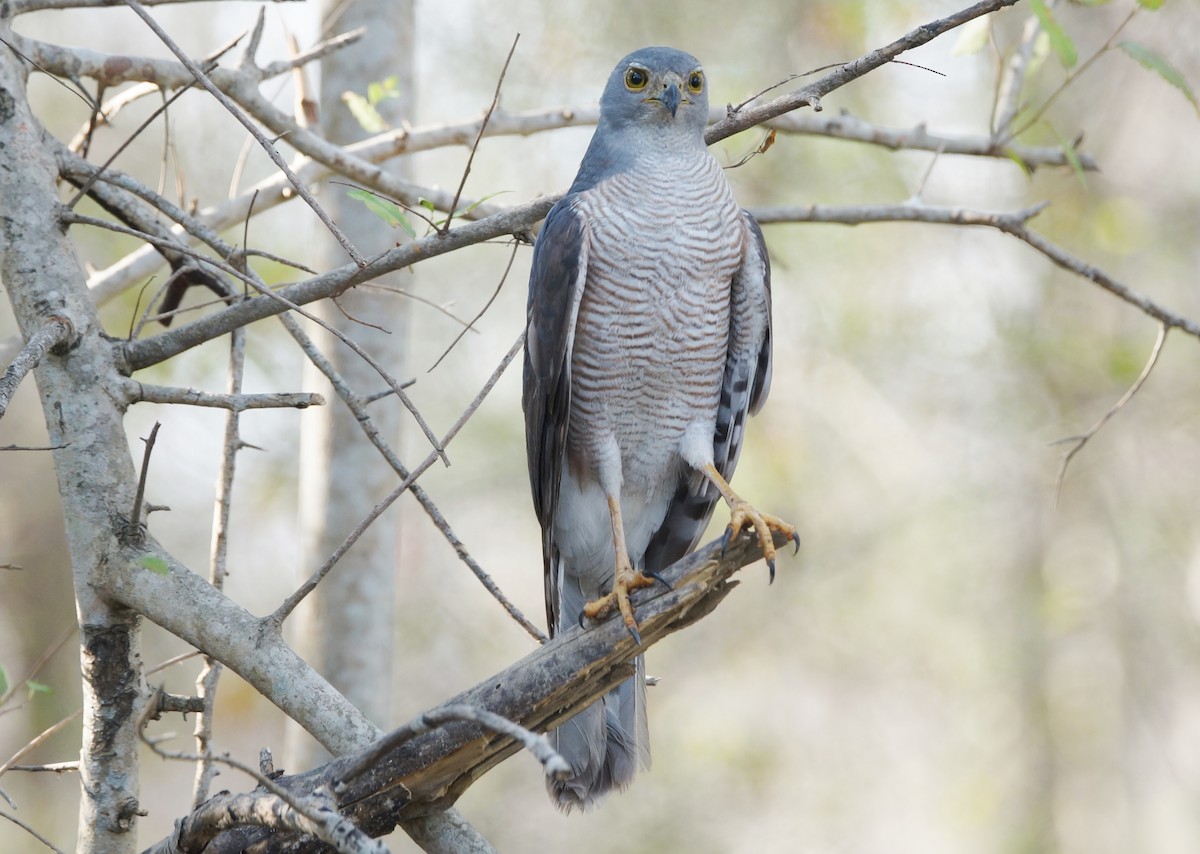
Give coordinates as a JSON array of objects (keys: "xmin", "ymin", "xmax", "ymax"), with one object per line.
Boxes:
[{"xmin": 651, "ymin": 81, "xmax": 682, "ymax": 118}]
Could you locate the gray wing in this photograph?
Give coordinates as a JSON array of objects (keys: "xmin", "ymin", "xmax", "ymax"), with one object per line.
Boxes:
[
  {"xmin": 522, "ymin": 196, "xmax": 589, "ymax": 633},
  {"xmin": 643, "ymin": 210, "xmax": 772, "ymax": 572}
]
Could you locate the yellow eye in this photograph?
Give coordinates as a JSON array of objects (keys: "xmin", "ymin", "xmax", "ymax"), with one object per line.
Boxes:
[
  {"xmin": 687, "ymin": 71, "xmax": 704, "ymax": 94},
  {"xmin": 625, "ymin": 67, "xmax": 649, "ymax": 91}
]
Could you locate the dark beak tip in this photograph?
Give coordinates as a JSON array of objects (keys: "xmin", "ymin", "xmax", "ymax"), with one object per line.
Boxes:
[{"xmin": 664, "ymin": 82, "xmax": 681, "ymax": 118}]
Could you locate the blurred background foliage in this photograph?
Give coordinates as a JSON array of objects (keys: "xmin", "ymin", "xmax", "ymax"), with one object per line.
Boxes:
[{"xmin": 2, "ymin": 0, "xmax": 1200, "ymax": 851}]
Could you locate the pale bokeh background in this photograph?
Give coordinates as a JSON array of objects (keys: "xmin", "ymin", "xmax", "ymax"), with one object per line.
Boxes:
[{"xmin": 2, "ymin": 1, "xmax": 1200, "ymax": 851}]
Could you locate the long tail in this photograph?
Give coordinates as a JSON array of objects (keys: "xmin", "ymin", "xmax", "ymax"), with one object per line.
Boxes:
[
  {"xmin": 548, "ymin": 655, "xmax": 650, "ymax": 811},
  {"xmin": 548, "ymin": 564, "xmax": 651, "ymax": 810}
]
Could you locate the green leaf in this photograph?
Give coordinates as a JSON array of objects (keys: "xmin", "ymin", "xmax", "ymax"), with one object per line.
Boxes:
[
  {"xmin": 1030, "ymin": 0, "xmax": 1078, "ymax": 67},
  {"xmin": 341, "ymin": 91, "xmax": 389, "ymax": 134},
  {"xmin": 139, "ymin": 554, "xmax": 169, "ymax": 575},
  {"xmin": 367, "ymin": 75, "xmax": 400, "ymax": 105},
  {"xmin": 1119, "ymin": 41, "xmax": 1199, "ymax": 114},
  {"xmin": 1006, "ymin": 149, "xmax": 1034, "ymax": 177},
  {"xmin": 460, "ymin": 190, "xmax": 512, "ymax": 216},
  {"xmin": 1049, "ymin": 127, "xmax": 1088, "ymax": 189},
  {"xmin": 346, "ymin": 188, "xmax": 416, "ymax": 238},
  {"xmin": 1137, "ymin": 0, "xmax": 1164, "ymax": 9},
  {"xmin": 25, "ymin": 680, "xmax": 51, "ymax": 698}
]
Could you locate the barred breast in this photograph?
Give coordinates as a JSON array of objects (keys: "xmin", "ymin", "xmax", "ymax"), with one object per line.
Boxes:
[{"xmin": 567, "ymin": 148, "xmax": 743, "ymax": 497}]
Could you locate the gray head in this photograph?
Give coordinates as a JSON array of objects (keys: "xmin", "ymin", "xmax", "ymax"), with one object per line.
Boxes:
[{"xmin": 598, "ymin": 46, "xmax": 709, "ymax": 137}]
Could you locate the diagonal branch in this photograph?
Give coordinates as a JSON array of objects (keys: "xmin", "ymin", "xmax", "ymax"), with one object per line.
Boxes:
[
  {"xmin": 155, "ymin": 528, "xmax": 791, "ymax": 851},
  {"xmin": 751, "ymin": 202, "xmax": 1200, "ymax": 339},
  {"xmin": 120, "ymin": 1, "xmax": 1025, "ymax": 372},
  {"xmin": 85, "ymin": 102, "xmax": 1092, "ymax": 305},
  {"xmin": 704, "ymin": 0, "xmax": 1023, "ymax": 145}
]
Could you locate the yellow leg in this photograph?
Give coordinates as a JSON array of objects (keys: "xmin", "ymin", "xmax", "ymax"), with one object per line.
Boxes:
[
  {"xmin": 581, "ymin": 495, "xmax": 657, "ymax": 643},
  {"xmin": 702, "ymin": 463, "xmax": 799, "ymax": 581}
]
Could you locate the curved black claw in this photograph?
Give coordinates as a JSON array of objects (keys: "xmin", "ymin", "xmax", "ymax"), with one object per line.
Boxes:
[
  {"xmin": 645, "ymin": 569, "xmax": 672, "ymax": 591},
  {"xmin": 577, "ymin": 609, "xmax": 588, "ymax": 630},
  {"xmin": 792, "ymin": 530, "xmax": 801, "ymax": 555},
  {"xmin": 627, "ymin": 623, "xmax": 643, "ymax": 647},
  {"xmin": 720, "ymin": 527, "xmax": 733, "ymax": 557},
  {"xmin": 767, "ymin": 557, "xmax": 776, "ymax": 585}
]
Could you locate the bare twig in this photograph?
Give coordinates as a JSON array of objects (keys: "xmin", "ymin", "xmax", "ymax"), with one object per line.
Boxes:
[
  {"xmin": 339, "ymin": 704, "xmax": 569, "ymax": 788},
  {"xmin": 121, "ymin": 380, "xmax": 323, "ymax": 411},
  {"xmin": 1054, "ymin": 322, "xmax": 1168, "ymax": 503},
  {"xmin": 64, "ymin": 33, "xmax": 245, "ymax": 210},
  {"xmin": 193, "ymin": 315, "xmax": 247, "ymax": 804},
  {"xmin": 126, "ymin": 421, "xmax": 162, "ymax": 543},
  {"xmin": 751, "ymin": 202, "xmax": 1200, "ymax": 337},
  {"xmin": 722, "ymin": 128, "xmax": 777, "ymax": 170},
  {"xmin": 0, "ymin": 809, "xmax": 66, "ymax": 854},
  {"xmin": 442, "ymin": 34, "xmax": 519, "ymax": 234},
  {"xmin": 65, "ymin": 210, "xmax": 449, "ymax": 459},
  {"xmin": 358, "ymin": 283, "xmax": 478, "ymax": 330},
  {"xmin": 992, "ymin": 11, "xmax": 1041, "ymax": 136},
  {"xmin": 263, "ymin": 27, "xmax": 366, "ymax": 81},
  {"xmin": 12, "ymin": 0, "xmax": 298, "ymax": 11},
  {"xmin": 428, "ymin": 240, "xmax": 518, "ymax": 371},
  {"xmin": 8, "ymin": 762, "xmax": 79, "ymax": 773},
  {"xmin": 0, "ymin": 316, "xmax": 74, "ymax": 420},
  {"xmin": 704, "ymin": 0, "xmax": 1023, "ymax": 145},
  {"xmin": 279, "ymin": 316, "xmax": 546, "ymax": 641},
  {"xmin": 268, "ymin": 333, "xmax": 526, "ymax": 629},
  {"xmin": 1011, "ymin": 7, "xmax": 1139, "ymax": 139},
  {"xmin": 0, "ymin": 710, "xmax": 83, "ymax": 778},
  {"xmin": 147, "ymin": 649, "xmax": 203, "ymax": 675},
  {"xmin": 0, "ymin": 624, "xmax": 75, "ymax": 709},
  {"xmin": 120, "ymin": 0, "xmax": 365, "ymax": 265}
]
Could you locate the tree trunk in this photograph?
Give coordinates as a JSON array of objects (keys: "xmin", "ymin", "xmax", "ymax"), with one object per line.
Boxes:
[
  {"xmin": 287, "ymin": 0, "xmax": 413, "ymax": 782},
  {"xmin": 0, "ymin": 29, "xmax": 147, "ymax": 854}
]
